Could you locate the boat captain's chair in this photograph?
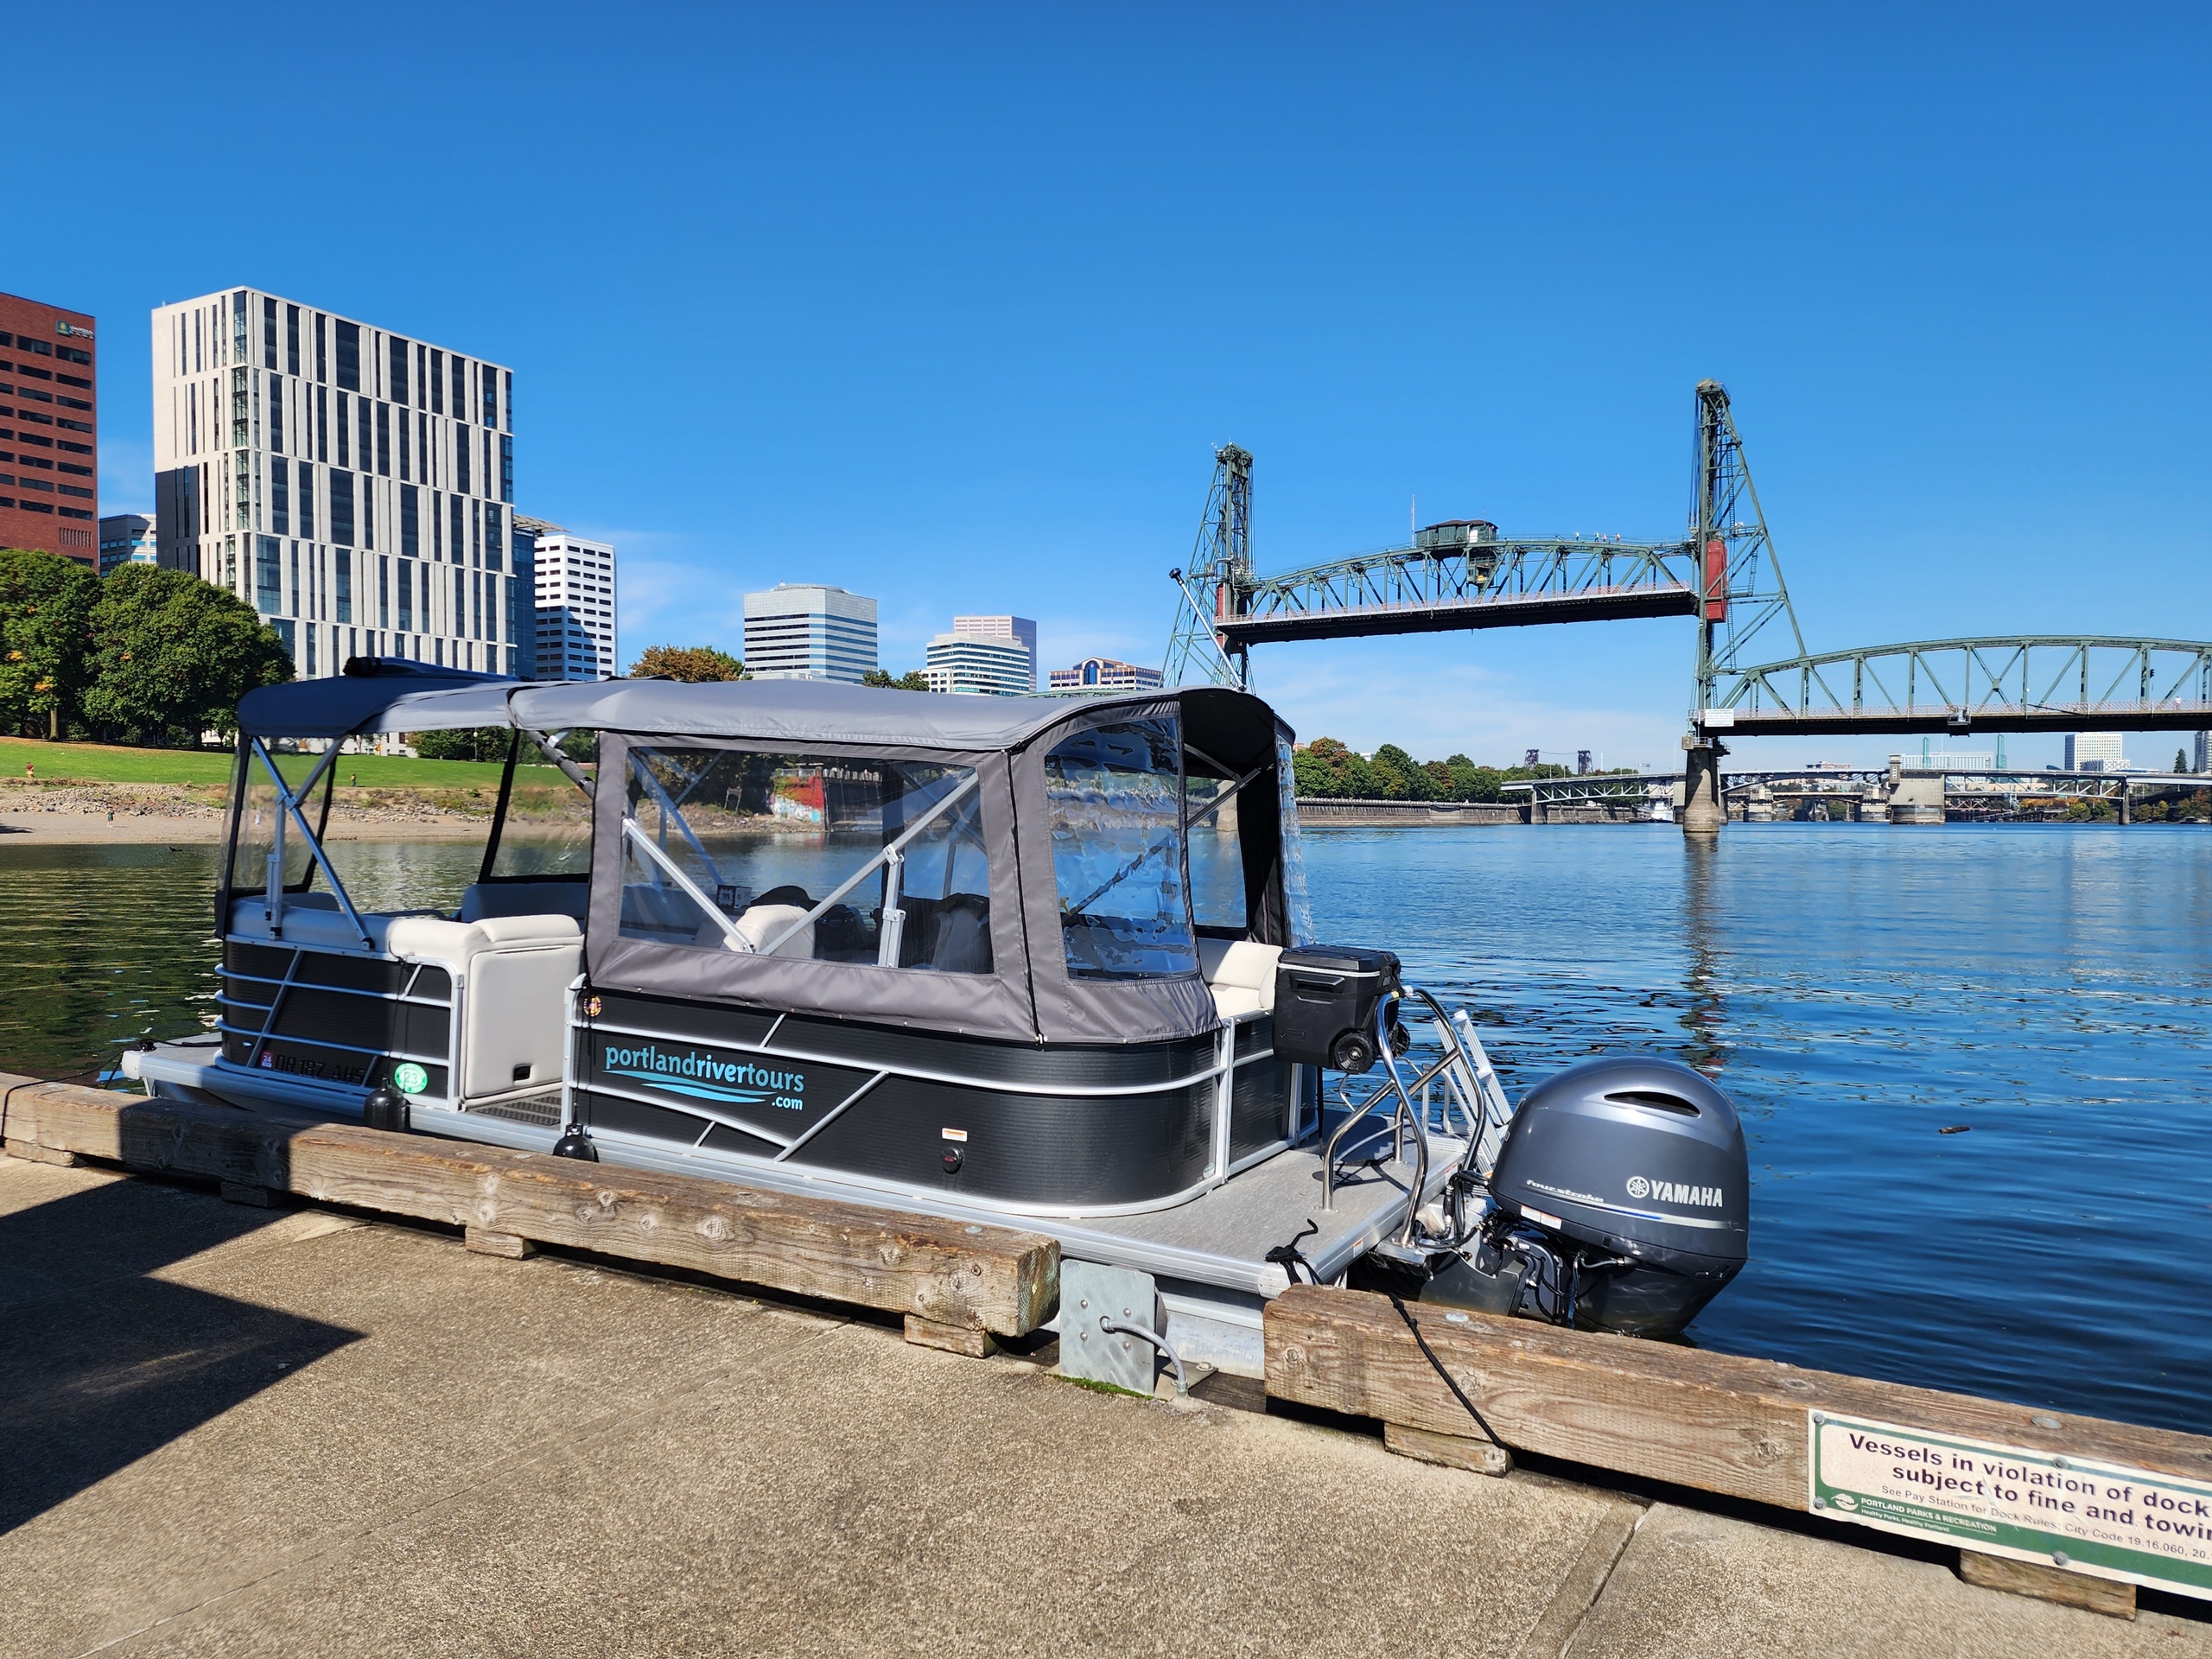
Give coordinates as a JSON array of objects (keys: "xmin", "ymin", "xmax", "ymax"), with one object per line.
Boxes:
[
  {"xmin": 385, "ymin": 914, "xmax": 583, "ymax": 1103},
  {"xmin": 1198, "ymin": 938, "xmax": 1283, "ymax": 1021}
]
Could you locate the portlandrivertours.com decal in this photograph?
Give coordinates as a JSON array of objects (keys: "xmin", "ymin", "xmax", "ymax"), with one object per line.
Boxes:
[
  {"xmin": 599, "ymin": 1041, "xmax": 809, "ymax": 1111},
  {"xmin": 1809, "ymin": 1412, "xmax": 2212, "ymax": 1600}
]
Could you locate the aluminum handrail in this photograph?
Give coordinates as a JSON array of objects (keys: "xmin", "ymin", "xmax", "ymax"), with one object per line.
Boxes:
[
  {"xmin": 1319, "ymin": 1011, "xmax": 1459, "ymax": 1212},
  {"xmin": 1370, "ymin": 1001, "xmax": 1433, "ymax": 1247}
]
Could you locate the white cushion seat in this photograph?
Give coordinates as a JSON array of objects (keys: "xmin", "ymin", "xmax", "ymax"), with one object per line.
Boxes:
[
  {"xmin": 702, "ymin": 903, "xmax": 815, "ymax": 959},
  {"xmin": 385, "ymin": 914, "xmax": 583, "ymax": 1101},
  {"xmin": 1198, "ymin": 938, "xmax": 1284, "ymax": 1021}
]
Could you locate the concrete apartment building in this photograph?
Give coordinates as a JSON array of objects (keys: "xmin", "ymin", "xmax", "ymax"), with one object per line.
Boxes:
[
  {"xmin": 152, "ymin": 287, "xmax": 521, "ymax": 679},
  {"xmin": 521, "ymin": 518, "xmax": 619, "ymax": 678},
  {"xmin": 743, "ymin": 584, "xmax": 878, "ymax": 683},
  {"xmin": 0, "ymin": 291, "xmax": 99, "ymax": 565},
  {"xmin": 924, "ymin": 614, "xmax": 1036, "ymax": 696},
  {"xmin": 99, "ymin": 512, "xmax": 156, "ymax": 575},
  {"xmin": 1048, "ymin": 655, "xmax": 1164, "ymax": 695}
]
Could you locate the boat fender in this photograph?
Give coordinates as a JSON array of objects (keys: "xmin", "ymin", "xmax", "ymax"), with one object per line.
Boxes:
[
  {"xmin": 362, "ymin": 1087, "xmax": 410, "ymax": 1135},
  {"xmin": 552, "ymin": 1124, "xmax": 599, "ymax": 1161}
]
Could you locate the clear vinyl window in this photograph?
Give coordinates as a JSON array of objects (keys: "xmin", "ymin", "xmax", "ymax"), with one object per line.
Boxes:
[
  {"xmin": 619, "ymin": 747, "xmax": 991, "ymax": 973},
  {"xmin": 1185, "ymin": 758, "xmax": 1248, "ymax": 932},
  {"xmin": 1045, "ymin": 717, "xmax": 1198, "ymax": 980}
]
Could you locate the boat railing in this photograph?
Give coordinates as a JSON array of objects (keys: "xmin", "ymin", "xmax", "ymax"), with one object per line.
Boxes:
[{"xmin": 1319, "ymin": 985, "xmax": 1509, "ymax": 1249}]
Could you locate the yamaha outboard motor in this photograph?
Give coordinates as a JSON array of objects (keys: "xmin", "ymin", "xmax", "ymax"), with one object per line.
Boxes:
[{"xmin": 1455, "ymin": 1056, "xmax": 1748, "ymax": 1336}]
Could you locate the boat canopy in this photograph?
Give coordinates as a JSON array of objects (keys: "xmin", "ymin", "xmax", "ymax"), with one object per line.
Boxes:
[
  {"xmin": 508, "ymin": 677, "xmax": 1167, "ymax": 751},
  {"xmin": 236, "ymin": 659, "xmax": 541, "ymax": 740},
  {"xmin": 537, "ymin": 679, "xmax": 1304, "ymax": 1049}
]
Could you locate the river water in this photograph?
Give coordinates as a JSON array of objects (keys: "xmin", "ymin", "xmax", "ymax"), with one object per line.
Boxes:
[{"xmin": 3, "ymin": 823, "xmax": 2208, "ymax": 1433}]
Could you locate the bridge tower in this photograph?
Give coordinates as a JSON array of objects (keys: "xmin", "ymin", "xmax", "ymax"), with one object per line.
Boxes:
[
  {"xmin": 1684, "ymin": 382, "xmax": 1807, "ymax": 833},
  {"xmin": 1165, "ymin": 443, "xmax": 1255, "ymax": 689}
]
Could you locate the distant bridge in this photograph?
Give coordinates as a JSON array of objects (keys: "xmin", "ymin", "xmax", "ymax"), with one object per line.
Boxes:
[
  {"xmin": 1700, "ymin": 638, "xmax": 2212, "ymax": 736},
  {"xmin": 1162, "ymin": 385, "xmax": 2212, "ymax": 744}
]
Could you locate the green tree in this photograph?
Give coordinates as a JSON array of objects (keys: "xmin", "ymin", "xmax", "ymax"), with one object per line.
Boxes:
[
  {"xmin": 0, "ymin": 548, "xmax": 99, "ymax": 739},
  {"xmin": 629, "ymin": 643, "xmax": 745, "ymax": 681},
  {"xmin": 861, "ymin": 669, "xmax": 933, "ymax": 691},
  {"xmin": 410, "ymin": 727, "xmax": 513, "ymax": 761},
  {"xmin": 2176, "ymin": 747, "xmax": 2190, "ymax": 772},
  {"xmin": 79, "ymin": 565, "xmax": 294, "ymax": 746},
  {"xmin": 1295, "ymin": 737, "xmax": 1376, "ymax": 798},
  {"xmin": 1370, "ymin": 743, "xmax": 1433, "ymax": 800}
]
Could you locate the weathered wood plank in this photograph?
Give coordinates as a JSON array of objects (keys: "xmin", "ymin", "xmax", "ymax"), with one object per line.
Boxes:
[
  {"xmin": 1959, "ymin": 1548, "xmax": 2136, "ymax": 1618},
  {"xmin": 464, "ymin": 1226, "xmax": 536, "ymax": 1259},
  {"xmin": 0, "ymin": 1075, "xmax": 1058, "ymax": 1338},
  {"xmin": 1383, "ymin": 1421, "xmax": 1512, "ymax": 1477},
  {"xmin": 905, "ymin": 1314, "xmax": 995, "ymax": 1358},
  {"xmin": 1264, "ymin": 1285, "xmax": 2212, "ymax": 1510}
]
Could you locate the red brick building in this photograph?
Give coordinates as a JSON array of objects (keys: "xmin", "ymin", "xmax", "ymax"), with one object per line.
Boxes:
[{"xmin": 0, "ymin": 291, "xmax": 99, "ymax": 565}]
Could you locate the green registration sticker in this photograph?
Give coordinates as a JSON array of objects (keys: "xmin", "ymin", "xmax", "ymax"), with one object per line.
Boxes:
[{"xmin": 391, "ymin": 1062, "xmax": 430, "ymax": 1096}]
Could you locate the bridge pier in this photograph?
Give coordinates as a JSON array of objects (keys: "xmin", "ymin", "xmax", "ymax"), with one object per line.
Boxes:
[
  {"xmin": 1681, "ymin": 741, "xmax": 1726, "ymax": 836},
  {"xmin": 2120, "ymin": 785, "xmax": 2133, "ymax": 827}
]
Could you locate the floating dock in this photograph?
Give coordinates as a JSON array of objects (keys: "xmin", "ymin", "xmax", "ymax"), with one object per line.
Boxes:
[{"xmin": 5, "ymin": 1071, "xmax": 2209, "ymax": 1637}]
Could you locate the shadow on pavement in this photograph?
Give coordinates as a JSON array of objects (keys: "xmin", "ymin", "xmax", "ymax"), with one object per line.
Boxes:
[{"xmin": 0, "ymin": 1173, "xmax": 363, "ymax": 1535}]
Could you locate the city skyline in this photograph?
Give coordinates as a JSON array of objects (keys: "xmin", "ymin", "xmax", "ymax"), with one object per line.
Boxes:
[{"xmin": 10, "ymin": 6, "xmax": 2209, "ymax": 766}]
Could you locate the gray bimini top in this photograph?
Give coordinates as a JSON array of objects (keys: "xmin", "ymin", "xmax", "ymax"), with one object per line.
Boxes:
[
  {"xmin": 503, "ymin": 677, "xmax": 1302, "ymax": 1052},
  {"xmin": 235, "ymin": 659, "xmax": 548, "ymax": 740}
]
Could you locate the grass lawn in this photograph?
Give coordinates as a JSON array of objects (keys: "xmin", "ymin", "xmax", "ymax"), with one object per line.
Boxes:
[{"xmin": 0, "ymin": 734, "xmax": 554, "ymax": 791}]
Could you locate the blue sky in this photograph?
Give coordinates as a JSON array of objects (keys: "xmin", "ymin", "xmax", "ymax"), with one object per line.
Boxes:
[{"xmin": 22, "ymin": 3, "xmax": 2209, "ymax": 768}]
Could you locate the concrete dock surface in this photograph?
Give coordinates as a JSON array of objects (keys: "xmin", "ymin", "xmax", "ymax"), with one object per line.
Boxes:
[{"xmin": 4, "ymin": 1156, "xmax": 2207, "ymax": 1658}]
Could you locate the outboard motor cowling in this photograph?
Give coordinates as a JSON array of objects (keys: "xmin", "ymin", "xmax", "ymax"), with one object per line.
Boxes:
[{"xmin": 1485, "ymin": 1056, "xmax": 1749, "ymax": 1336}]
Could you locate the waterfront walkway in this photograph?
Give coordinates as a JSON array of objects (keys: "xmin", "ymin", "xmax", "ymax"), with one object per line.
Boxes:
[{"xmin": 3, "ymin": 1156, "xmax": 2204, "ymax": 1658}]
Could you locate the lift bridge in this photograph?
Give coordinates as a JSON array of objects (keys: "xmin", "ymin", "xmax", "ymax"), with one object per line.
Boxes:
[{"xmin": 1163, "ymin": 382, "xmax": 2212, "ymax": 740}]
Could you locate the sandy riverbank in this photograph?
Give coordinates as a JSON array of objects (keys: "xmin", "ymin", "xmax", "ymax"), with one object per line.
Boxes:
[{"xmin": 0, "ymin": 781, "xmax": 491, "ymax": 845}]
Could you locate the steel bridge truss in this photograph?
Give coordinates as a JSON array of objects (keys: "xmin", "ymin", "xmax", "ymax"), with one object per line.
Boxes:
[
  {"xmin": 1706, "ymin": 638, "xmax": 2212, "ymax": 736},
  {"xmin": 1212, "ymin": 534, "xmax": 1700, "ymax": 647}
]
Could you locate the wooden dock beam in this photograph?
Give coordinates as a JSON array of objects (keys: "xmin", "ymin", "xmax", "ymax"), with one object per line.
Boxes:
[
  {"xmin": 1265, "ymin": 1284, "xmax": 2212, "ymax": 1618},
  {"xmin": 0, "ymin": 1075, "xmax": 1057, "ymax": 1344}
]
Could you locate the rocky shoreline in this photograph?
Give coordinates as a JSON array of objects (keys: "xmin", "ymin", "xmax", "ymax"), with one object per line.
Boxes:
[{"xmin": 0, "ymin": 779, "xmax": 492, "ymax": 843}]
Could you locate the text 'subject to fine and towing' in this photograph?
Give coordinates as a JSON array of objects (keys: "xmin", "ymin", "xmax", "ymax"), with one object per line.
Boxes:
[{"xmin": 1810, "ymin": 1413, "xmax": 2212, "ymax": 1600}]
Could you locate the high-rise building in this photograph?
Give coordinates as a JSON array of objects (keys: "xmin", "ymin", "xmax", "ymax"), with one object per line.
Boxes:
[
  {"xmin": 742, "ymin": 583, "xmax": 878, "ymax": 683},
  {"xmin": 99, "ymin": 512, "xmax": 156, "ymax": 575},
  {"xmin": 2063, "ymin": 732, "xmax": 2126, "ymax": 772},
  {"xmin": 2196, "ymin": 730, "xmax": 2209, "ymax": 774},
  {"xmin": 0, "ymin": 292, "xmax": 99, "ymax": 565},
  {"xmin": 924, "ymin": 614, "xmax": 1036, "ymax": 696},
  {"xmin": 1047, "ymin": 655, "xmax": 1164, "ymax": 695},
  {"xmin": 523, "ymin": 518, "xmax": 619, "ymax": 679},
  {"xmin": 152, "ymin": 288, "xmax": 518, "ymax": 680}
]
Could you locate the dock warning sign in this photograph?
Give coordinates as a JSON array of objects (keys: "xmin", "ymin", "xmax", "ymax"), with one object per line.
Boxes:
[{"xmin": 1810, "ymin": 1413, "xmax": 2212, "ymax": 1601}]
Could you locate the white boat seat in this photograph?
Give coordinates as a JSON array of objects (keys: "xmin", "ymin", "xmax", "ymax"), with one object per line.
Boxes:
[
  {"xmin": 460, "ymin": 880, "xmax": 590, "ymax": 923},
  {"xmin": 228, "ymin": 898, "xmax": 397, "ymax": 953},
  {"xmin": 1198, "ymin": 938, "xmax": 1283, "ymax": 1021},
  {"xmin": 698, "ymin": 903, "xmax": 815, "ymax": 959},
  {"xmin": 384, "ymin": 915, "xmax": 583, "ymax": 1101}
]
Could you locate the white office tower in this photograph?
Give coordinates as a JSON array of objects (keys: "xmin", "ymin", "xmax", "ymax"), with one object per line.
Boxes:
[
  {"xmin": 152, "ymin": 288, "xmax": 521, "ymax": 678},
  {"xmin": 524, "ymin": 523, "xmax": 619, "ymax": 679},
  {"xmin": 2196, "ymin": 730, "xmax": 2209, "ymax": 773},
  {"xmin": 2063, "ymin": 732, "xmax": 2126, "ymax": 772},
  {"xmin": 742, "ymin": 583, "xmax": 878, "ymax": 682},
  {"xmin": 924, "ymin": 614, "xmax": 1037, "ymax": 696},
  {"xmin": 1048, "ymin": 655, "xmax": 1166, "ymax": 695}
]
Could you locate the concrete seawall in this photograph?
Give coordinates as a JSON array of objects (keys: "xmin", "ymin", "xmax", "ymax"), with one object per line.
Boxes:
[{"xmin": 1296, "ymin": 798, "xmax": 1648, "ymax": 827}]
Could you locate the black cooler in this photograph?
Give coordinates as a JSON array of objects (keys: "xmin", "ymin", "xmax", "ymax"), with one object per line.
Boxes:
[{"xmin": 1272, "ymin": 945, "xmax": 1401, "ymax": 1073}]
